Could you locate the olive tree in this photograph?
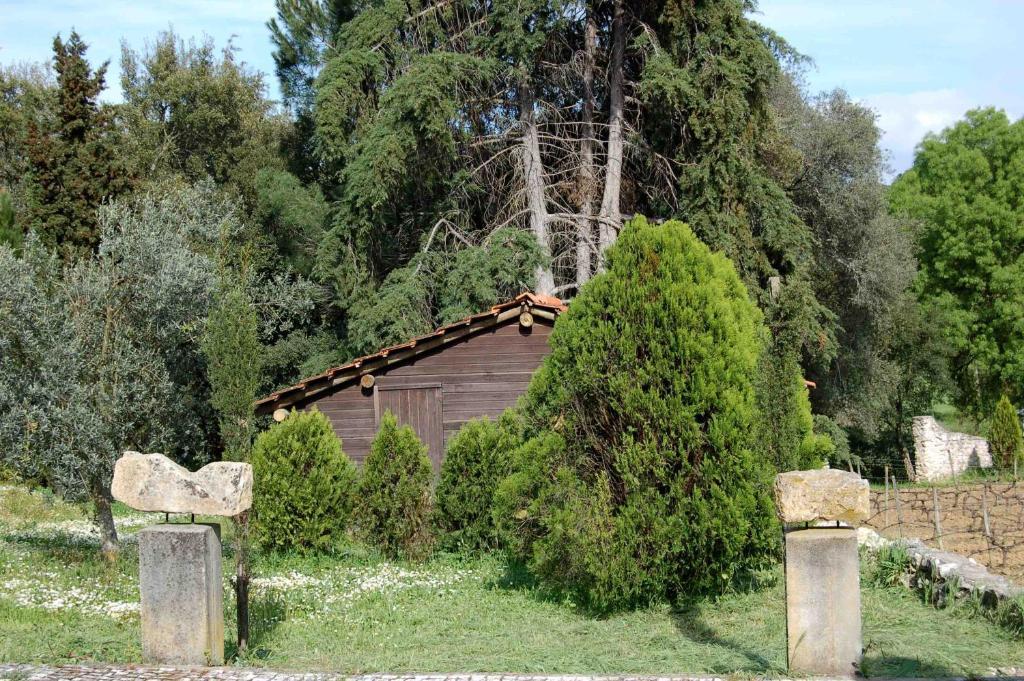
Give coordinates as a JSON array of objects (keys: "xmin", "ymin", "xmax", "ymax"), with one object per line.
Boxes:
[{"xmin": 0, "ymin": 190, "xmax": 218, "ymax": 558}]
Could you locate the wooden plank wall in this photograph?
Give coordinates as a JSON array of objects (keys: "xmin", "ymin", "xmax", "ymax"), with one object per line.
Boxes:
[{"xmin": 303, "ymin": 320, "xmax": 553, "ymax": 466}]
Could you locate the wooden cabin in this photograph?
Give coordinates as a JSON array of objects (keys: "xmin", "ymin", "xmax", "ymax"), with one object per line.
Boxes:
[{"xmin": 255, "ymin": 292, "xmax": 566, "ymax": 470}]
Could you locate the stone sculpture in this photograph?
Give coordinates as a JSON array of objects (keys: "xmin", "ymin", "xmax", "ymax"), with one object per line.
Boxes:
[
  {"xmin": 773, "ymin": 468, "xmax": 870, "ymax": 525},
  {"xmin": 112, "ymin": 451, "xmax": 249, "ymax": 666},
  {"xmin": 774, "ymin": 468, "xmax": 867, "ymax": 677},
  {"xmin": 111, "ymin": 451, "xmax": 252, "ymax": 516}
]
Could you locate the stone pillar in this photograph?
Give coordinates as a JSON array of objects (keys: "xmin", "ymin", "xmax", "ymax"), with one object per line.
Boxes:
[
  {"xmin": 784, "ymin": 526, "xmax": 861, "ymax": 676},
  {"xmin": 138, "ymin": 524, "xmax": 224, "ymax": 665},
  {"xmin": 774, "ymin": 469, "xmax": 869, "ymax": 678}
]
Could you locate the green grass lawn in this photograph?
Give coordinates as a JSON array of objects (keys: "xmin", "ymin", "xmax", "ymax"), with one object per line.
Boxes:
[{"xmin": 2, "ymin": 484, "xmax": 1022, "ymax": 677}]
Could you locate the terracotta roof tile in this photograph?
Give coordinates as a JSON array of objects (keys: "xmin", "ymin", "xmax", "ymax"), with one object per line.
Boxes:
[{"xmin": 256, "ymin": 292, "xmax": 565, "ymax": 413}]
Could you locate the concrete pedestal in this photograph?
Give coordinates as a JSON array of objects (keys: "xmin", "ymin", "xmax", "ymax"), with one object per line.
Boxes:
[
  {"xmin": 784, "ymin": 527, "xmax": 861, "ymax": 677},
  {"xmin": 138, "ymin": 524, "xmax": 224, "ymax": 665}
]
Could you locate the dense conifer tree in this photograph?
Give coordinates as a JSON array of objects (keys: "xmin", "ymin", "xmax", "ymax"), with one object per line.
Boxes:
[
  {"xmin": 493, "ymin": 217, "xmax": 784, "ymax": 612},
  {"xmin": 25, "ymin": 32, "xmax": 132, "ymax": 259}
]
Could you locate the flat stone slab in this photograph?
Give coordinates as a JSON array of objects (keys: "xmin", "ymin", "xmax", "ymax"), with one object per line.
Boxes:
[
  {"xmin": 773, "ymin": 469, "xmax": 869, "ymax": 525},
  {"xmin": 858, "ymin": 527, "xmax": 1024, "ymax": 601},
  {"xmin": 112, "ymin": 451, "xmax": 252, "ymax": 516}
]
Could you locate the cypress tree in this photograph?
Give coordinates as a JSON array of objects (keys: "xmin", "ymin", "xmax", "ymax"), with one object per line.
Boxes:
[
  {"xmin": 495, "ymin": 217, "xmax": 782, "ymax": 612},
  {"xmin": 356, "ymin": 412, "xmax": 434, "ymax": 560},
  {"xmin": 989, "ymin": 395, "xmax": 1023, "ymax": 472},
  {"xmin": 0, "ymin": 191, "xmax": 19, "ymax": 249},
  {"xmin": 26, "ymin": 32, "xmax": 132, "ymax": 259}
]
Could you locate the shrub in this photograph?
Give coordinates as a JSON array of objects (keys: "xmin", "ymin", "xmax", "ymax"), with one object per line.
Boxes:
[
  {"xmin": 811, "ymin": 414, "xmax": 857, "ymax": 470},
  {"xmin": 434, "ymin": 411, "xmax": 521, "ymax": 552},
  {"xmin": 495, "ymin": 216, "xmax": 779, "ymax": 612},
  {"xmin": 356, "ymin": 411, "xmax": 434, "ymax": 560},
  {"xmin": 755, "ymin": 344, "xmax": 820, "ymax": 473},
  {"xmin": 251, "ymin": 409, "xmax": 358, "ymax": 554},
  {"xmin": 989, "ymin": 395, "xmax": 1023, "ymax": 471}
]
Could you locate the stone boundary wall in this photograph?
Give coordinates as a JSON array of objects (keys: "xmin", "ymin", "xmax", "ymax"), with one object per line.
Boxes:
[
  {"xmin": 912, "ymin": 416, "xmax": 991, "ymax": 482},
  {"xmin": 865, "ymin": 483, "xmax": 1024, "ymax": 582},
  {"xmin": 858, "ymin": 527, "xmax": 1022, "ymax": 607}
]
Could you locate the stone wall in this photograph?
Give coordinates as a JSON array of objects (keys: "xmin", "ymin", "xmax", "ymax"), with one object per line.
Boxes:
[
  {"xmin": 858, "ymin": 527, "xmax": 1023, "ymax": 606},
  {"xmin": 912, "ymin": 415, "xmax": 991, "ymax": 481}
]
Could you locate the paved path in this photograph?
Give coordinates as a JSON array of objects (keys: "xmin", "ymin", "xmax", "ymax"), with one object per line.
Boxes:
[{"xmin": 2, "ymin": 665, "xmax": 1023, "ymax": 681}]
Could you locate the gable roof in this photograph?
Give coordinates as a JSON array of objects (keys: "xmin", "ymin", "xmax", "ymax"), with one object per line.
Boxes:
[{"xmin": 255, "ymin": 292, "xmax": 567, "ymax": 415}]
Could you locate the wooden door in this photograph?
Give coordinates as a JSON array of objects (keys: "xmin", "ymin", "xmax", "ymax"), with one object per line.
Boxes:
[{"xmin": 375, "ymin": 385, "xmax": 444, "ymax": 471}]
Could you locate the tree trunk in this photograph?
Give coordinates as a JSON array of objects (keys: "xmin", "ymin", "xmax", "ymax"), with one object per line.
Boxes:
[
  {"xmin": 598, "ymin": 0, "xmax": 626, "ymax": 261},
  {"xmin": 519, "ymin": 85, "xmax": 555, "ymax": 295},
  {"xmin": 91, "ymin": 481, "xmax": 119, "ymax": 561},
  {"xmin": 234, "ymin": 512, "xmax": 251, "ymax": 652},
  {"xmin": 576, "ymin": 8, "xmax": 599, "ymax": 289}
]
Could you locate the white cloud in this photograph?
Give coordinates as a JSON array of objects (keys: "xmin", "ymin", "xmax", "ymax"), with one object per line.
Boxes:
[{"xmin": 859, "ymin": 89, "xmax": 978, "ymax": 177}]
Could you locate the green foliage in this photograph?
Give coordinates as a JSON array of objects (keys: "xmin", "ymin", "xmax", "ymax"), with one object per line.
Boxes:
[
  {"xmin": 989, "ymin": 395, "xmax": 1023, "ymax": 471},
  {"xmin": 431, "ymin": 228, "xmax": 547, "ymax": 325},
  {"xmin": 0, "ymin": 63, "xmax": 55, "ymax": 241},
  {"xmin": 639, "ymin": 2, "xmax": 830, "ymax": 361},
  {"xmin": 771, "ymin": 79, "xmax": 943, "ymax": 461},
  {"xmin": 356, "ymin": 411, "xmax": 434, "ymax": 560},
  {"xmin": 253, "ymin": 168, "xmax": 328, "ymax": 276},
  {"xmin": 251, "ymin": 409, "xmax": 357, "ymax": 554},
  {"xmin": 754, "ymin": 344, "xmax": 819, "ymax": 473},
  {"xmin": 0, "ymin": 189, "xmax": 219, "ymax": 551},
  {"xmin": 345, "ymin": 267, "xmax": 433, "ymax": 357},
  {"xmin": 308, "ymin": 0, "xmax": 832, "ymax": 365},
  {"xmin": 26, "ymin": 32, "xmax": 133, "ymax": 259},
  {"xmin": 890, "ymin": 108, "xmax": 1024, "ymax": 416},
  {"xmin": 344, "ymin": 227, "xmax": 544, "ymax": 357},
  {"xmin": 867, "ymin": 543, "xmax": 914, "ymax": 589},
  {"xmin": 497, "ymin": 217, "xmax": 778, "ymax": 612},
  {"xmin": 269, "ymin": 0, "xmax": 355, "ymax": 117},
  {"xmin": 434, "ymin": 412, "xmax": 521, "ymax": 552},
  {"xmin": 812, "ymin": 414, "xmax": 855, "ymax": 470},
  {"xmin": 268, "ymin": 0, "xmax": 356, "ymax": 177},
  {"xmin": 120, "ymin": 31, "xmax": 285, "ymax": 196},
  {"xmin": 0, "ymin": 191, "xmax": 19, "ymax": 249},
  {"xmin": 491, "ymin": 429, "xmax": 568, "ymax": 560},
  {"xmin": 202, "ymin": 280, "xmax": 263, "ymax": 461}
]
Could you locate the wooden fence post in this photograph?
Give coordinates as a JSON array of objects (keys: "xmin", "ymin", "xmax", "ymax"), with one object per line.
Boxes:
[
  {"xmin": 884, "ymin": 465, "xmax": 891, "ymax": 528},
  {"xmin": 903, "ymin": 449, "xmax": 917, "ymax": 483},
  {"xmin": 932, "ymin": 486, "xmax": 943, "ymax": 550},
  {"xmin": 892, "ymin": 472, "xmax": 904, "ymax": 539},
  {"xmin": 981, "ymin": 483, "xmax": 993, "ymax": 565}
]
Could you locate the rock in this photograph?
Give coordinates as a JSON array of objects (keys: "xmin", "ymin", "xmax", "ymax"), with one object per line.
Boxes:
[
  {"xmin": 857, "ymin": 526, "xmax": 890, "ymax": 551},
  {"xmin": 773, "ymin": 468, "xmax": 869, "ymax": 525},
  {"xmin": 111, "ymin": 452, "xmax": 252, "ymax": 516}
]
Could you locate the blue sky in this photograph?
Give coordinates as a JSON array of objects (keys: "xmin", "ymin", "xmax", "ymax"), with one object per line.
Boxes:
[{"xmin": 2, "ymin": 0, "xmax": 1022, "ymax": 176}]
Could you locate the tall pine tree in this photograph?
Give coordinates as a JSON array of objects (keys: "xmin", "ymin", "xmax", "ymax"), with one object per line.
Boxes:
[{"xmin": 26, "ymin": 32, "xmax": 132, "ymax": 259}]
